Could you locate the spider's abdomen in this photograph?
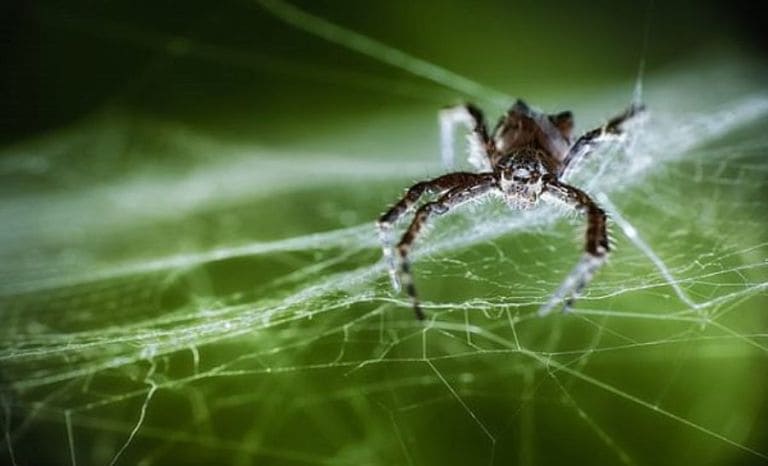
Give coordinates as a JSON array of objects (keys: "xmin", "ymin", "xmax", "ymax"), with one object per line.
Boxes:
[{"xmin": 493, "ymin": 100, "xmax": 572, "ymax": 162}]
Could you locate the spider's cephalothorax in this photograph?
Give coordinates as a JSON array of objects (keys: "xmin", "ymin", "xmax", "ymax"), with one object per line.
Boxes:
[
  {"xmin": 378, "ymin": 99, "xmax": 644, "ymax": 320},
  {"xmin": 496, "ymin": 147, "xmax": 550, "ymax": 209}
]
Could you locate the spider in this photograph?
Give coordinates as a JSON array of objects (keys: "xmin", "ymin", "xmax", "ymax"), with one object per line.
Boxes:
[{"xmin": 377, "ymin": 99, "xmax": 645, "ymax": 320}]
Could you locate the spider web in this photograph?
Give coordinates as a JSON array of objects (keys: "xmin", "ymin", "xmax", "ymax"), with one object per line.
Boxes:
[{"xmin": 2, "ymin": 3, "xmax": 768, "ymax": 466}]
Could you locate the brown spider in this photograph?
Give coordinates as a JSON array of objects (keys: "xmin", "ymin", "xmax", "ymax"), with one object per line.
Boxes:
[{"xmin": 377, "ymin": 99, "xmax": 645, "ymax": 320}]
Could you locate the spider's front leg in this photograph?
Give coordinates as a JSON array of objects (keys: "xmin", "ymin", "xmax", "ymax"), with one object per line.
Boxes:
[
  {"xmin": 539, "ymin": 177, "xmax": 610, "ymax": 316},
  {"xmin": 378, "ymin": 173, "xmax": 483, "ymax": 292},
  {"xmin": 439, "ymin": 103, "xmax": 494, "ymax": 171},
  {"xmin": 391, "ymin": 173, "xmax": 497, "ymax": 320}
]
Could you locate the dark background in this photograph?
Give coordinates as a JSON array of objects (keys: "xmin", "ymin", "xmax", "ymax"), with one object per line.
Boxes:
[{"xmin": 2, "ymin": 0, "xmax": 766, "ymax": 144}]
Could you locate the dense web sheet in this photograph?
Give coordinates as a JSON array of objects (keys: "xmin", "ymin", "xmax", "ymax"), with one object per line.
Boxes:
[{"xmin": 1, "ymin": 7, "xmax": 768, "ymax": 466}]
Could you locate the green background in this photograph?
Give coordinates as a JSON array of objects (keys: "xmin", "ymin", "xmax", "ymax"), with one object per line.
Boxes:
[{"xmin": 1, "ymin": 1, "xmax": 767, "ymax": 465}]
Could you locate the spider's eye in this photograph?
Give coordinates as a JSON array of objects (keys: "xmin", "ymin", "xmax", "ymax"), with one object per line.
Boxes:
[{"xmin": 510, "ymin": 168, "xmax": 533, "ymax": 183}]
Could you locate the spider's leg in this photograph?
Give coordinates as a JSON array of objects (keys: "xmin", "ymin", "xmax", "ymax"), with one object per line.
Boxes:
[
  {"xmin": 561, "ymin": 103, "xmax": 645, "ymax": 176},
  {"xmin": 539, "ymin": 178, "xmax": 610, "ymax": 316},
  {"xmin": 378, "ymin": 173, "xmax": 484, "ymax": 291},
  {"xmin": 396, "ymin": 173, "xmax": 497, "ymax": 319},
  {"xmin": 439, "ymin": 104, "xmax": 495, "ymax": 171}
]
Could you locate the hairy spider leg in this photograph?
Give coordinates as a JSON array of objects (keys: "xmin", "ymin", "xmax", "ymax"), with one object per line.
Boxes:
[
  {"xmin": 378, "ymin": 172, "xmax": 484, "ymax": 291},
  {"xmin": 439, "ymin": 104, "xmax": 494, "ymax": 171},
  {"xmin": 394, "ymin": 173, "xmax": 497, "ymax": 319},
  {"xmin": 560, "ymin": 103, "xmax": 646, "ymax": 176},
  {"xmin": 539, "ymin": 178, "xmax": 610, "ymax": 315}
]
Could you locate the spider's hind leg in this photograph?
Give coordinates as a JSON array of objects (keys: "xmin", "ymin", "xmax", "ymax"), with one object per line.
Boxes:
[
  {"xmin": 439, "ymin": 103, "xmax": 494, "ymax": 171},
  {"xmin": 561, "ymin": 102, "xmax": 646, "ymax": 176}
]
